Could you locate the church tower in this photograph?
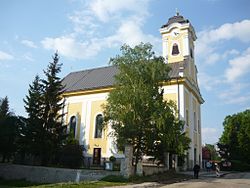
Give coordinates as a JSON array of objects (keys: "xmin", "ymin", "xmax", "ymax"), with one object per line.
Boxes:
[{"xmin": 160, "ymin": 13, "xmax": 204, "ymax": 169}]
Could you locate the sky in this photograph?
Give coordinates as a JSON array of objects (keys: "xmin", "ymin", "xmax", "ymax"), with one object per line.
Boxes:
[{"xmin": 0, "ymin": 0, "xmax": 250, "ymax": 145}]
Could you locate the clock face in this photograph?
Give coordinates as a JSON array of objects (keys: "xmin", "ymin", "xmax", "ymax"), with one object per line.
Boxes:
[{"xmin": 171, "ymin": 29, "xmax": 180, "ymax": 37}]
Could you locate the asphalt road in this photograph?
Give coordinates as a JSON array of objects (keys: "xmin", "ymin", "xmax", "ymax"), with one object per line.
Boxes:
[{"xmin": 161, "ymin": 172, "xmax": 250, "ymax": 188}]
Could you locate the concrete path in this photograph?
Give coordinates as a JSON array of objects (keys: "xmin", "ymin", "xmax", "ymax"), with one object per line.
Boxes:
[
  {"xmin": 106, "ymin": 171, "xmax": 233, "ymax": 188},
  {"xmin": 178, "ymin": 170, "xmax": 231, "ymax": 178}
]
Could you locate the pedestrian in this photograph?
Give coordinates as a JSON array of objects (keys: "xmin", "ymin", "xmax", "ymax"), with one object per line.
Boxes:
[
  {"xmin": 193, "ymin": 164, "xmax": 200, "ymax": 179},
  {"xmin": 215, "ymin": 163, "xmax": 220, "ymax": 177},
  {"xmin": 206, "ymin": 161, "xmax": 211, "ymax": 172}
]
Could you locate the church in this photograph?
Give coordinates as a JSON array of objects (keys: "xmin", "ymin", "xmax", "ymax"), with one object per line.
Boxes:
[{"xmin": 62, "ymin": 13, "xmax": 204, "ymax": 169}]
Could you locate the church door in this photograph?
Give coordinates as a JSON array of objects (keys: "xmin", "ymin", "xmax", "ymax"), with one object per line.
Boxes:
[{"xmin": 93, "ymin": 148, "xmax": 101, "ymax": 165}]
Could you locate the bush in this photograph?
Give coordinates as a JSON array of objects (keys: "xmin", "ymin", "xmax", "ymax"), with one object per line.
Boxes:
[
  {"xmin": 109, "ymin": 156, "xmax": 116, "ymax": 162},
  {"xmin": 101, "ymin": 175, "xmax": 128, "ymax": 182},
  {"xmin": 59, "ymin": 143, "xmax": 83, "ymax": 168},
  {"xmin": 231, "ymin": 160, "xmax": 250, "ymax": 171}
]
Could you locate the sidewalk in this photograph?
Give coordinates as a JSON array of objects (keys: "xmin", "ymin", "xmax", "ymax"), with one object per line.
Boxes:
[
  {"xmin": 179, "ymin": 170, "xmax": 231, "ymax": 178},
  {"xmin": 104, "ymin": 171, "xmax": 232, "ymax": 188}
]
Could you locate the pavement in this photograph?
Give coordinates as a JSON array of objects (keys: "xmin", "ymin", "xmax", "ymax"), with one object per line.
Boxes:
[
  {"xmin": 178, "ymin": 170, "xmax": 232, "ymax": 178},
  {"xmin": 106, "ymin": 171, "xmax": 232, "ymax": 188}
]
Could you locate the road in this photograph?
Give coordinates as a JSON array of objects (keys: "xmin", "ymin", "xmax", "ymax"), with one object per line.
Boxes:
[{"xmin": 161, "ymin": 172, "xmax": 250, "ymax": 188}]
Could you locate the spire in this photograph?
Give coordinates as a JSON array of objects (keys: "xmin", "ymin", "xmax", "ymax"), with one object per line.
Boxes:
[{"xmin": 175, "ymin": 8, "xmax": 179, "ymax": 16}]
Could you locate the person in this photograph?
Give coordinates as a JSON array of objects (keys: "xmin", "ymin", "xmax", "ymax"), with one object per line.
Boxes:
[
  {"xmin": 206, "ymin": 161, "xmax": 211, "ymax": 172},
  {"xmin": 193, "ymin": 164, "xmax": 201, "ymax": 179},
  {"xmin": 215, "ymin": 163, "xmax": 220, "ymax": 177}
]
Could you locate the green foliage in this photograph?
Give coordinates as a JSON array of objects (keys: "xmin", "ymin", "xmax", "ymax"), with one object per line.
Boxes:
[
  {"xmin": 109, "ymin": 156, "xmax": 116, "ymax": 162},
  {"xmin": 218, "ymin": 109, "xmax": 250, "ymax": 164},
  {"xmin": 59, "ymin": 142, "xmax": 83, "ymax": 168},
  {"xmin": 204, "ymin": 144, "xmax": 220, "ymax": 160},
  {"xmin": 21, "ymin": 75, "xmax": 45, "ymax": 158},
  {"xmin": 20, "ymin": 52, "xmax": 67, "ymax": 165},
  {"xmin": 100, "ymin": 175, "xmax": 128, "ymax": 182},
  {"xmin": 0, "ymin": 97, "xmax": 20, "ymax": 162},
  {"xmin": 104, "ymin": 43, "xmax": 190, "ymax": 169},
  {"xmin": 231, "ymin": 160, "xmax": 250, "ymax": 171}
]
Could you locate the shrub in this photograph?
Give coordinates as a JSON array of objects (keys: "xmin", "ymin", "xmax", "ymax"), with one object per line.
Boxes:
[
  {"xmin": 59, "ymin": 143, "xmax": 83, "ymax": 168},
  {"xmin": 231, "ymin": 160, "xmax": 250, "ymax": 171},
  {"xmin": 101, "ymin": 175, "xmax": 128, "ymax": 182},
  {"xmin": 109, "ymin": 156, "xmax": 116, "ymax": 162}
]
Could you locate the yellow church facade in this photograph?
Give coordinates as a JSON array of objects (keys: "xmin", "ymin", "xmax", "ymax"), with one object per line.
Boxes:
[{"xmin": 62, "ymin": 13, "xmax": 204, "ymax": 169}]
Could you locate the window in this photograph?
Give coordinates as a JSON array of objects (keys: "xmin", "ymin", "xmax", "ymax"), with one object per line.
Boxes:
[
  {"xmin": 194, "ymin": 112, "xmax": 197, "ymax": 131},
  {"xmin": 186, "ymin": 109, "xmax": 189, "ymax": 126},
  {"xmin": 172, "ymin": 43, "xmax": 180, "ymax": 56},
  {"xmin": 190, "ymin": 48, "xmax": 193, "ymax": 58},
  {"xmin": 94, "ymin": 114, "xmax": 103, "ymax": 138},
  {"xmin": 198, "ymin": 119, "xmax": 200, "ymax": 133},
  {"xmin": 194, "ymin": 148, "xmax": 197, "ymax": 164},
  {"xmin": 69, "ymin": 116, "xmax": 76, "ymax": 137}
]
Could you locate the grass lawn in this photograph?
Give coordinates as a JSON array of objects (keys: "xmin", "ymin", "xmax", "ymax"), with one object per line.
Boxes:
[{"xmin": 0, "ymin": 171, "xmax": 191, "ymax": 187}]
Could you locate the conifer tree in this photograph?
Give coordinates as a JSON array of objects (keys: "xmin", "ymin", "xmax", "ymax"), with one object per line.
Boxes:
[
  {"xmin": 41, "ymin": 52, "xmax": 66, "ymax": 164},
  {"xmin": 0, "ymin": 97, "xmax": 18, "ymax": 162},
  {"xmin": 22, "ymin": 75, "xmax": 44, "ymax": 157},
  {"xmin": 22, "ymin": 52, "xmax": 67, "ymax": 165}
]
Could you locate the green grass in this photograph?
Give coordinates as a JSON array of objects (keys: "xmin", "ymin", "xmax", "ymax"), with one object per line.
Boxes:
[
  {"xmin": 31, "ymin": 181, "xmax": 127, "ymax": 188},
  {"xmin": 0, "ymin": 178, "xmax": 43, "ymax": 187},
  {"xmin": 0, "ymin": 179, "xmax": 127, "ymax": 188},
  {"xmin": 0, "ymin": 171, "xmax": 191, "ymax": 187}
]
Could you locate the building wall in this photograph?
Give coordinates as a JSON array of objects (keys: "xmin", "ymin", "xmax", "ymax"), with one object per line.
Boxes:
[{"xmin": 63, "ymin": 82, "xmax": 202, "ymax": 168}]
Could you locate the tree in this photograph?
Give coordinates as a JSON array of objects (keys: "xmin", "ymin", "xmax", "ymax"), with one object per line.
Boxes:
[
  {"xmin": 21, "ymin": 52, "xmax": 67, "ymax": 165},
  {"xmin": 0, "ymin": 97, "xmax": 18, "ymax": 162},
  {"xmin": 203, "ymin": 144, "xmax": 219, "ymax": 161},
  {"xmin": 218, "ymin": 109, "xmax": 250, "ymax": 163},
  {"xmin": 104, "ymin": 43, "xmax": 190, "ymax": 172},
  {"xmin": 0, "ymin": 96, "xmax": 11, "ymax": 118},
  {"xmin": 41, "ymin": 52, "xmax": 66, "ymax": 164},
  {"xmin": 21, "ymin": 75, "xmax": 44, "ymax": 159}
]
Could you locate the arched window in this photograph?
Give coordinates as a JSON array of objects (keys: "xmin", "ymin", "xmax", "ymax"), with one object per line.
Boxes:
[
  {"xmin": 94, "ymin": 114, "xmax": 103, "ymax": 138},
  {"xmin": 69, "ymin": 116, "xmax": 76, "ymax": 137},
  {"xmin": 172, "ymin": 43, "xmax": 180, "ymax": 56}
]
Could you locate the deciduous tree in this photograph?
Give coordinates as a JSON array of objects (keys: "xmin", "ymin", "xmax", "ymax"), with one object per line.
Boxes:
[{"xmin": 104, "ymin": 43, "xmax": 190, "ymax": 172}]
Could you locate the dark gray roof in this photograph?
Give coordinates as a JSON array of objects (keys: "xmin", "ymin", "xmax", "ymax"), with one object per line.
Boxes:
[
  {"xmin": 62, "ymin": 63, "xmax": 184, "ymax": 93},
  {"xmin": 161, "ymin": 14, "xmax": 189, "ymax": 28}
]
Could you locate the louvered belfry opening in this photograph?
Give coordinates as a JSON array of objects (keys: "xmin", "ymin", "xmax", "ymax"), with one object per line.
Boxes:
[{"xmin": 172, "ymin": 43, "xmax": 180, "ymax": 55}]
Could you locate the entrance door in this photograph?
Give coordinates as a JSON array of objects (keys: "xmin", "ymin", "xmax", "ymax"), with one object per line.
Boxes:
[{"xmin": 93, "ymin": 148, "xmax": 101, "ymax": 165}]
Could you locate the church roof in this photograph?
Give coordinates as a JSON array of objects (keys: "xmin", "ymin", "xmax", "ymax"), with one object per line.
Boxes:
[
  {"xmin": 62, "ymin": 62, "xmax": 184, "ymax": 93},
  {"xmin": 161, "ymin": 14, "xmax": 189, "ymax": 28}
]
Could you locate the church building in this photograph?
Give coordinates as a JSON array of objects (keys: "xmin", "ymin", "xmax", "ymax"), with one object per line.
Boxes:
[{"xmin": 62, "ymin": 13, "xmax": 204, "ymax": 169}]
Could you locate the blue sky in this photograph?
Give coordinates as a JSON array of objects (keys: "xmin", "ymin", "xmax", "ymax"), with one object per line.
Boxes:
[{"xmin": 0, "ymin": 0, "xmax": 249, "ymax": 144}]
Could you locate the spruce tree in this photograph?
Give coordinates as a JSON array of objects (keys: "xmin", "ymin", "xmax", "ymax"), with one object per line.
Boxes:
[
  {"xmin": 41, "ymin": 52, "xmax": 66, "ymax": 164},
  {"xmin": 0, "ymin": 97, "xmax": 18, "ymax": 162},
  {"xmin": 22, "ymin": 75, "xmax": 44, "ymax": 158}
]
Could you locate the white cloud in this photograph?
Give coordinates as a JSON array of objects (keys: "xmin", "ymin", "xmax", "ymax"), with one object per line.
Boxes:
[
  {"xmin": 23, "ymin": 53, "xmax": 34, "ymax": 62},
  {"xmin": 41, "ymin": 0, "xmax": 159, "ymax": 60},
  {"xmin": 219, "ymin": 83, "xmax": 250, "ymax": 104},
  {"xmin": 0, "ymin": 50, "xmax": 14, "ymax": 61},
  {"xmin": 89, "ymin": 0, "xmax": 149, "ymax": 22},
  {"xmin": 202, "ymin": 127, "xmax": 221, "ymax": 144},
  {"xmin": 21, "ymin": 40, "xmax": 38, "ymax": 48},
  {"xmin": 196, "ymin": 19, "xmax": 250, "ymax": 65},
  {"xmin": 198, "ymin": 72, "xmax": 223, "ymax": 91},
  {"xmin": 197, "ymin": 20, "xmax": 250, "ymax": 105},
  {"xmin": 42, "ymin": 36, "xmax": 102, "ymax": 59},
  {"xmin": 105, "ymin": 17, "xmax": 160, "ymax": 47},
  {"xmin": 225, "ymin": 47, "xmax": 250, "ymax": 82}
]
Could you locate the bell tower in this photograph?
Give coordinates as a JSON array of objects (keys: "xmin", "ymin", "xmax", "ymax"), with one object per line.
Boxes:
[
  {"xmin": 160, "ymin": 12, "xmax": 196, "ymax": 64},
  {"xmin": 160, "ymin": 13, "xmax": 204, "ymax": 169},
  {"xmin": 160, "ymin": 12, "xmax": 198, "ymax": 85}
]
